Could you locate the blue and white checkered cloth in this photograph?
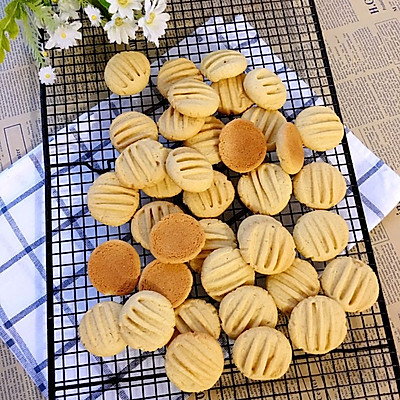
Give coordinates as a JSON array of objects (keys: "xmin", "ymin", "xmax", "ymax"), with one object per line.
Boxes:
[{"xmin": 0, "ymin": 14, "xmax": 400, "ymax": 398}]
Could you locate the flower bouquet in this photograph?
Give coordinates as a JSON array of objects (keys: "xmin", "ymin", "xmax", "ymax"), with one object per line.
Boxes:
[{"xmin": 0, "ymin": 0, "xmax": 170, "ymax": 84}]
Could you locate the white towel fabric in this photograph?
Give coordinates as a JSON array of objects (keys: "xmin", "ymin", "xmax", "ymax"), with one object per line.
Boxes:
[{"xmin": 0, "ymin": 14, "xmax": 399, "ymax": 399}]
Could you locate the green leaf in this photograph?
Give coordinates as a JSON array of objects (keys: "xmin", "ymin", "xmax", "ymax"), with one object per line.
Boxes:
[
  {"xmin": 4, "ymin": 0, "xmax": 18, "ymax": 16},
  {"xmin": 1, "ymin": 34, "xmax": 11, "ymax": 52},
  {"xmin": 0, "ymin": 48, "xmax": 5, "ymax": 63},
  {"xmin": 5, "ymin": 18, "xmax": 19, "ymax": 39}
]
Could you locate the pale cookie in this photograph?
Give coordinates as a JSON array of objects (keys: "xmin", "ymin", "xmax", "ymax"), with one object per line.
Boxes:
[
  {"xmin": 237, "ymin": 163, "xmax": 292, "ymax": 215},
  {"xmin": 139, "ymin": 260, "xmax": 193, "ymax": 308},
  {"xmin": 288, "ymin": 295, "xmax": 347, "ymax": 354},
  {"xmin": 242, "ymin": 106, "xmax": 286, "ymax": 151},
  {"xmin": 293, "ymin": 210, "xmax": 349, "ymax": 261},
  {"xmin": 201, "ymin": 247, "xmax": 255, "ymax": 301},
  {"xmin": 276, "ymin": 122, "xmax": 304, "ymax": 174},
  {"xmin": 87, "ymin": 172, "xmax": 140, "ymax": 226},
  {"xmin": 183, "ymin": 171, "xmax": 235, "ymax": 218},
  {"xmin": 233, "ymin": 327, "xmax": 292, "ymax": 380},
  {"xmin": 295, "ymin": 106, "xmax": 344, "ymax": 151},
  {"xmin": 115, "ymin": 138, "xmax": 168, "ymax": 189},
  {"xmin": 211, "ymin": 74, "xmax": 253, "ymax": 115},
  {"xmin": 168, "ymin": 78, "xmax": 220, "ymax": 118},
  {"xmin": 165, "ymin": 332, "xmax": 224, "ymax": 392},
  {"xmin": 219, "ymin": 286, "xmax": 278, "ymax": 339},
  {"xmin": 244, "ymin": 68, "xmax": 287, "ymax": 110},
  {"xmin": 158, "ymin": 106, "xmax": 206, "ymax": 141},
  {"xmin": 219, "ymin": 119, "xmax": 267, "ymax": 173},
  {"xmin": 157, "ymin": 58, "xmax": 203, "ymax": 98},
  {"xmin": 238, "ymin": 215, "xmax": 296, "ymax": 275},
  {"xmin": 184, "ymin": 116, "xmax": 224, "ymax": 165},
  {"xmin": 149, "ymin": 213, "xmax": 206, "ymax": 264},
  {"xmin": 200, "ymin": 49, "xmax": 248, "ymax": 82},
  {"xmin": 104, "ymin": 51, "xmax": 150, "ymax": 96},
  {"xmin": 293, "ymin": 162, "xmax": 346, "ymax": 209},
  {"xmin": 142, "ymin": 173, "xmax": 182, "ymax": 198},
  {"xmin": 266, "ymin": 258, "xmax": 320, "ymax": 314},
  {"xmin": 119, "ymin": 291, "xmax": 175, "ymax": 351},
  {"xmin": 175, "ymin": 299, "xmax": 221, "ymax": 339},
  {"xmin": 109, "ymin": 111, "xmax": 158, "ymax": 152},
  {"xmin": 131, "ymin": 201, "xmax": 183, "ymax": 250},
  {"xmin": 320, "ymin": 257, "xmax": 379, "ymax": 312},
  {"xmin": 166, "ymin": 147, "xmax": 213, "ymax": 192},
  {"xmin": 79, "ymin": 302, "xmax": 126, "ymax": 357},
  {"xmin": 189, "ymin": 219, "xmax": 236, "ymax": 272}
]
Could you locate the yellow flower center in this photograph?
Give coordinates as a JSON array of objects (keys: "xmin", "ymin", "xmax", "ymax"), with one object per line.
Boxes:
[
  {"xmin": 42, "ymin": 51, "xmax": 48, "ymax": 57},
  {"xmin": 91, "ymin": 15, "xmax": 97, "ymax": 20},
  {"xmin": 61, "ymin": 32, "xmax": 67, "ymax": 39},
  {"xmin": 118, "ymin": 0, "xmax": 129, "ymax": 5},
  {"xmin": 115, "ymin": 17, "xmax": 124, "ymax": 26},
  {"xmin": 45, "ymin": 73, "xmax": 51, "ymax": 79},
  {"xmin": 147, "ymin": 12, "xmax": 156, "ymax": 25}
]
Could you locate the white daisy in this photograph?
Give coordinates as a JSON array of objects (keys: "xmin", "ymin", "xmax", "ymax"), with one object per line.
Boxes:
[
  {"xmin": 58, "ymin": 0, "xmax": 81, "ymax": 21},
  {"xmin": 104, "ymin": 14, "xmax": 138, "ymax": 44},
  {"xmin": 138, "ymin": 0, "xmax": 170, "ymax": 47},
  {"xmin": 108, "ymin": 0, "xmax": 142, "ymax": 20},
  {"xmin": 84, "ymin": 5, "xmax": 102, "ymax": 27},
  {"xmin": 38, "ymin": 66, "xmax": 57, "ymax": 85},
  {"xmin": 45, "ymin": 21, "xmax": 82, "ymax": 49}
]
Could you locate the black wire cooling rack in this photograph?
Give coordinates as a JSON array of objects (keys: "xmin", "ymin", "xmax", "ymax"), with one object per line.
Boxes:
[{"xmin": 41, "ymin": 0, "xmax": 400, "ymax": 399}]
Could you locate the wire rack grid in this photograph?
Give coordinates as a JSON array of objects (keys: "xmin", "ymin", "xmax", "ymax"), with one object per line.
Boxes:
[{"xmin": 40, "ymin": 0, "xmax": 400, "ymax": 399}]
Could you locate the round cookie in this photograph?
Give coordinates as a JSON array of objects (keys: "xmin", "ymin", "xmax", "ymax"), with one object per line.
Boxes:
[
  {"xmin": 242, "ymin": 106, "xmax": 286, "ymax": 151},
  {"xmin": 88, "ymin": 240, "xmax": 141, "ymax": 295},
  {"xmin": 115, "ymin": 138, "xmax": 168, "ymax": 189},
  {"xmin": 165, "ymin": 332, "xmax": 224, "ymax": 392},
  {"xmin": 120, "ymin": 291, "xmax": 175, "ymax": 351},
  {"xmin": 139, "ymin": 260, "xmax": 193, "ymax": 308},
  {"xmin": 141, "ymin": 173, "xmax": 182, "ymax": 198},
  {"xmin": 79, "ymin": 301, "xmax": 126, "ymax": 357},
  {"xmin": 183, "ymin": 171, "xmax": 235, "ymax": 218},
  {"xmin": 166, "ymin": 147, "xmax": 213, "ymax": 192},
  {"xmin": 243, "ymin": 68, "xmax": 287, "ymax": 110},
  {"xmin": 295, "ymin": 106, "xmax": 344, "ymax": 151},
  {"xmin": 158, "ymin": 106, "xmax": 206, "ymax": 141},
  {"xmin": 266, "ymin": 258, "xmax": 320, "ymax": 314},
  {"xmin": 238, "ymin": 215, "xmax": 296, "ymax": 275},
  {"xmin": 157, "ymin": 58, "xmax": 203, "ymax": 98},
  {"xmin": 87, "ymin": 172, "xmax": 140, "ymax": 227},
  {"xmin": 219, "ymin": 286, "xmax": 278, "ymax": 339},
  {"xmin": 293, "ymin": 210, "xmax": 349, "ymax": 261},
  {"xmin": 104, "ymin": 51, "xmax": 150, "ymax": 96},
  {"xmin": 320, "ymin": 257, "xmax": 379, "ymax": 312},
  {"xmin": 211, "ymin": 73, "xmax": 253, "ymax": 115},
  {"xmin": 168, "ymin": 78, "xmax": 220, "ymax": 118},
  {"xmin": 189, "ymin": 219, "xmax": 236, "ymax": 272},
  {"xmin": 288, "ymin": 295, "xmax": 348, "ymax": 354},
  {"xmin": 175, "ymin": 299, "xmax": 221, "ymax": 339},
  {"xmin": 149, "ymin": 213, "xmax": 206, "ymax": 264},
  {"xmin": 293, "ymin": 162, "xmax": 347, "ymax": 209},
  {"xmin": 233, "ymin": 327, "xmax": 292, "ymax": 380},
  {"xmin": 201, "ymin": 247, "xmax": 255, "ymax": 301},
  {"xmin": 109, "ymin": 111, "xmax": 158, "ymax": 153},
  {"xmin": 219, "ymin": 119, "xmax": 267, "ymax": 173},
  {"xmin": 276, "ymin": 122, "xmax": 304, "ymax": 175},
  {"xmin": 200, "ymin": 49, "xmax": 248, "ymax": 82},
  {"xmin": 237, "ymin": 163, "xmax": 292, "ymax": 215},
  {"xmin": 131, "ymin": 201, "xmax": 183, "ymax": 250},
  {"xmin": 184, "ymin": 116, "xmax": 224, "ymax": 165}
]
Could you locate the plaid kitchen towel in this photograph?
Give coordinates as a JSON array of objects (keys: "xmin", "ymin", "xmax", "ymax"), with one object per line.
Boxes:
[{"xmin": 1, "ymin": 14, "xmax": 400, "ymax": 399}]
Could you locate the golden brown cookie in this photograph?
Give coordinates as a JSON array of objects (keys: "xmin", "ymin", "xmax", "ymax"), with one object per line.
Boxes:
[
  {"xmin": 295, "ymin": 106, "xmax": 344, "ymax": 151},
  {"xmin": 293, "ymin": 162, "xmax": 347, "ymax": 209},
  {"xmin": 88, "ymin": 240, "xmax": 141, "ymax": 296},
  {"xmin": 87, "ymin": 172, "xmax": 140, "ymax": 227},
  {"xmin": 157, "ymin": 58, "xmax": 203, "ymax": 98},
  {"xmin": 131, "ymin": 201, "xmax": 183, "ymax": 250},
  {"xmin": 104, "ymin": 51, "xmax": 150, "ymax": 96},
  {"xmin": 183, "ymin": 171, "xmax": 235, "ymax": 218},
  {"xmin": 149, "ymin": 213, "xmax": 206, "ymax": 263},
  {"xmin": 219, "ymin": 119, "xmax": 267, "ymax": 173},
  {"xmin": 276, "ymin": 122, "xmax": 304, "ymax": 175},
  {"xmin": 139, "ymin": 260, "xmax": 193, "ymax": 308},
  {"xmin": 184, "ymin": 116, "xmax": 224, "ymax": 165},
  {"xmin": 293, "ymin": 210, "xmax": 349, "ymax": 261},
  {"xmin": 237, "ymin": 163, "xmax": 292, "ymax": 215},
  {"xmin": 211, "ymin": 73, "xmax": 253, "ymax": 115},
  {"xmin": 109, "ymin": 111, "xmax": 158, "ymax": 152}
]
